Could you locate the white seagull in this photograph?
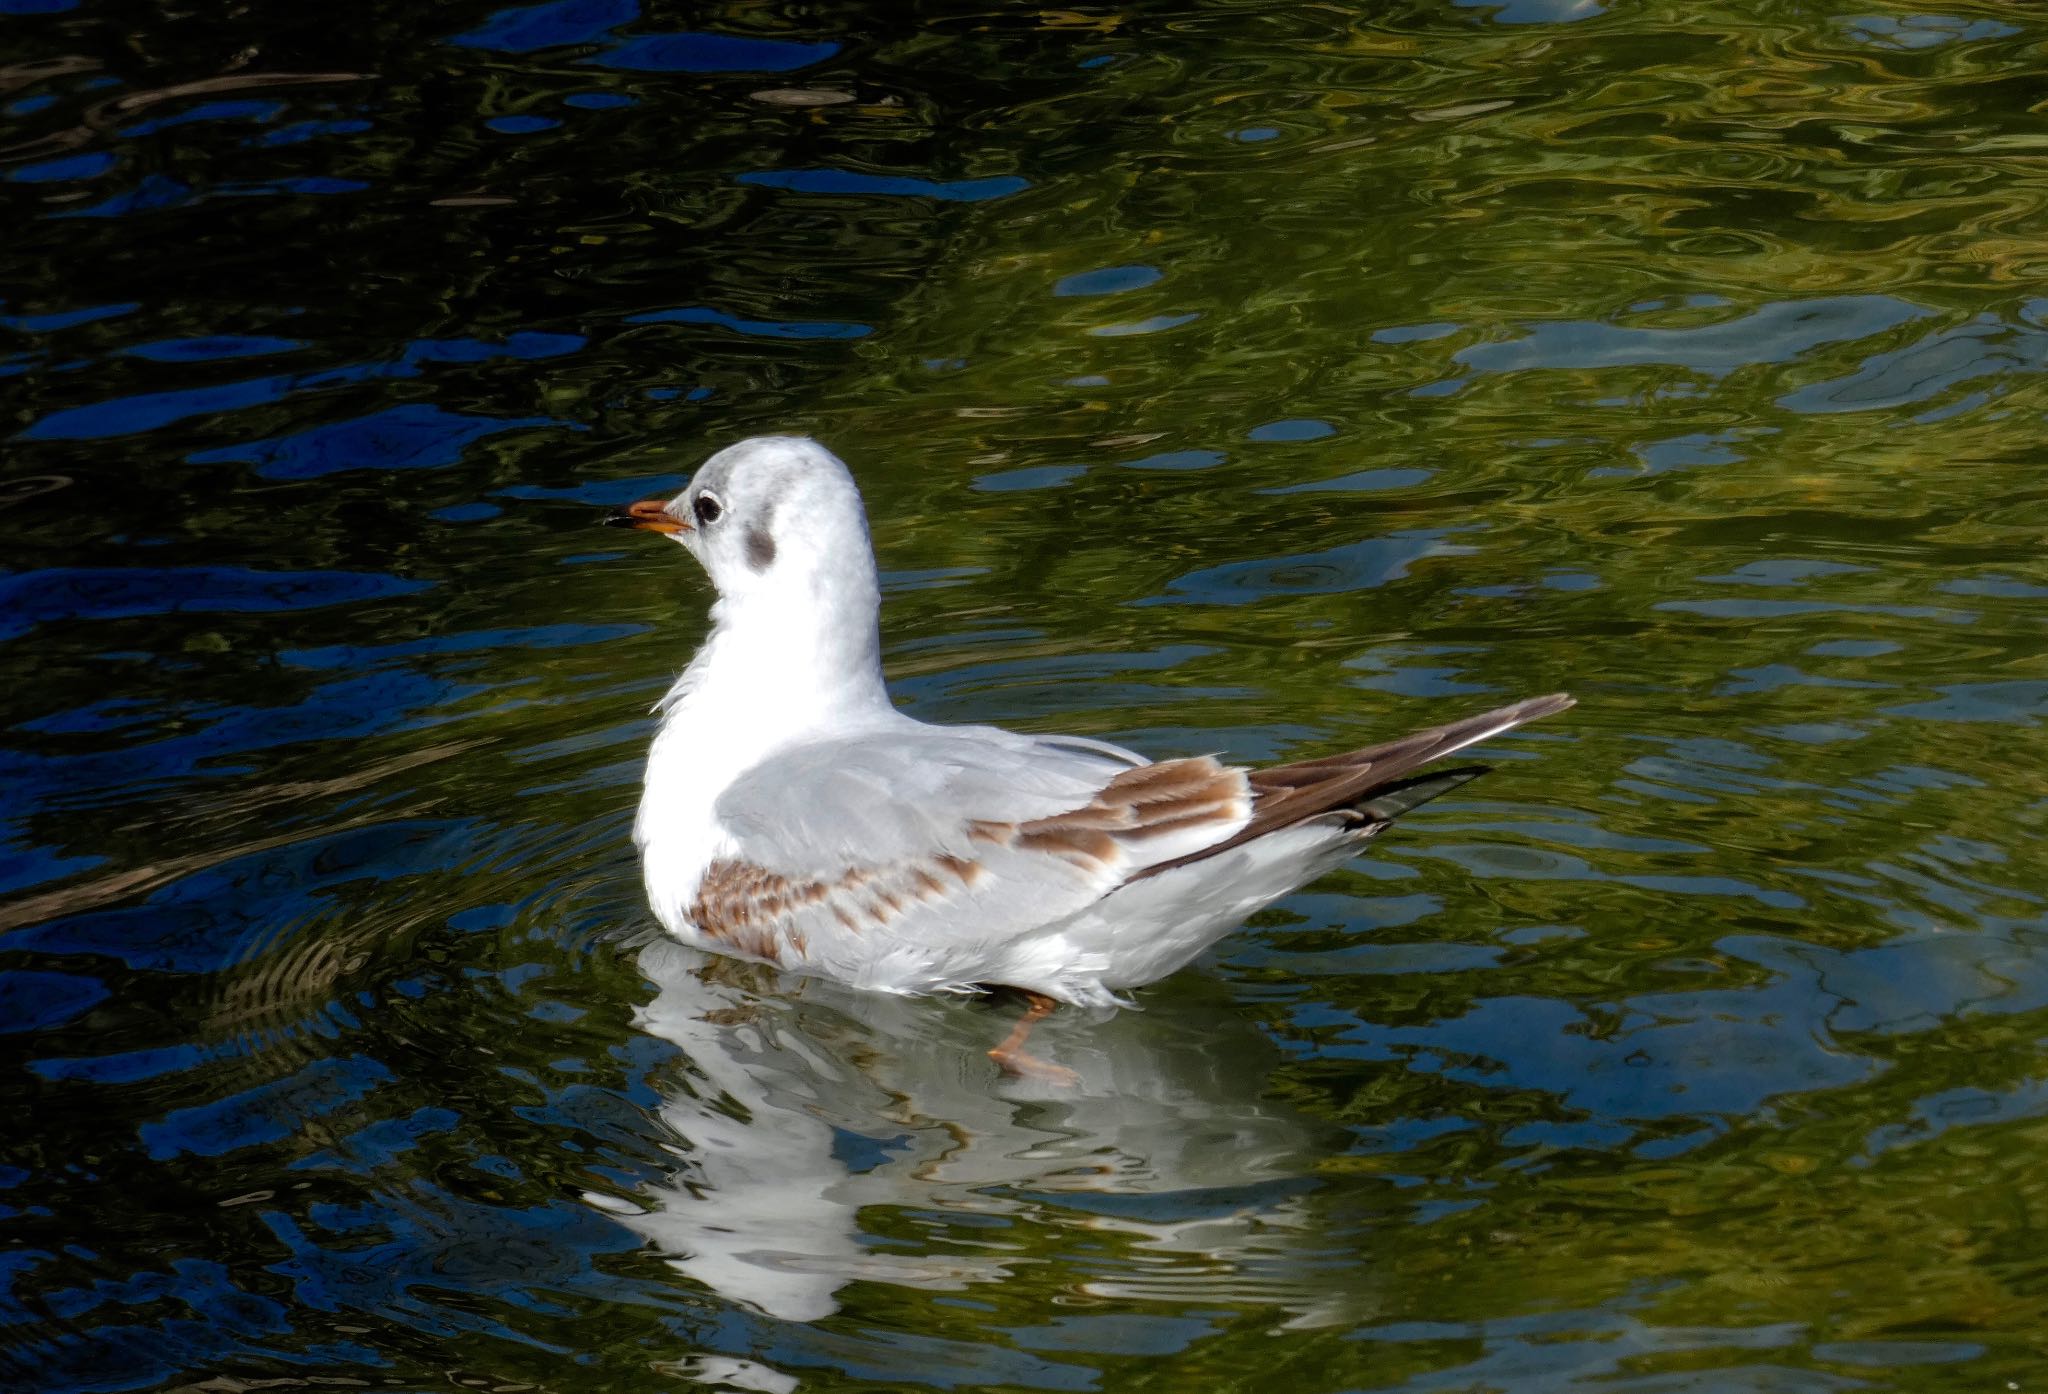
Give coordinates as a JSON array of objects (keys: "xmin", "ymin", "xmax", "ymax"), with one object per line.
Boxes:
[{"xmin": 609, "ymin": 436, "xmax": 1571, "ymax": 1079}]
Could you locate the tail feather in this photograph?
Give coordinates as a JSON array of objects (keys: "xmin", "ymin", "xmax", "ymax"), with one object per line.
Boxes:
[{"xmin": 1131, "ymin": 693, "xmax": 1571, "ymax": 881}]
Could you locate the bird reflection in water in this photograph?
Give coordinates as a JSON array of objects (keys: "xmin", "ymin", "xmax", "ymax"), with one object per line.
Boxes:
[{"xmin": 595, "ymin": 940, "xmax": 1360, "ymax": 1325}]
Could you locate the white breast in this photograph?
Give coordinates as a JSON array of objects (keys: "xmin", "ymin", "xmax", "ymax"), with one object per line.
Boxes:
[{"xmin": 634, "ymin": 592, "xmax": 896, "ymax": 938}]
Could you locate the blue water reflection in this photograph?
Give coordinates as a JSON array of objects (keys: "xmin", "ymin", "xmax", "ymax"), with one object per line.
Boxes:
[
  {"xmin": 450, "ymin": 0, "xmax": 839, "ymax": 75},
  {"xmin": 192, "ymin": 404, "xmax": 564, "ymax": 478}
]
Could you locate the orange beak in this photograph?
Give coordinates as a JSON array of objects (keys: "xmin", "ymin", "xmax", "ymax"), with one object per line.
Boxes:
[{"xmin": 605, "ymin": 498, "xmax": 688, "ymax": 534}]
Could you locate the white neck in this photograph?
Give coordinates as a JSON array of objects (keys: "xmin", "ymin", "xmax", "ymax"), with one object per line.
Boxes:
[{"xmin": 667, "ymin": 579, "xmax": 891, "ymax": 738}]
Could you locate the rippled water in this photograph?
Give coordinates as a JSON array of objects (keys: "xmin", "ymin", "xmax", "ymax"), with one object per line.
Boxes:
[{"xmin": 6, "ymin": 0, "xmax": 2048, "ymax": 1388}]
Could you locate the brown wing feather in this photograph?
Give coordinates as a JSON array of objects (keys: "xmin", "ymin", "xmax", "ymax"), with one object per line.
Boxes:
[
  {"xmin": 986, "ymin": 757, "xmax": 1250, "ymax": 869},
  {"xmin": 1132, "ymin": 692, "xmax": 1573, "ymax": 881}
]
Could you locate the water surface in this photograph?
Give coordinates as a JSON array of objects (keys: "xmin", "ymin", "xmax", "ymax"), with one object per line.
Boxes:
[{"xmin": 5, "ymin": 0, "xmax": 2048, "ymax": 1389}]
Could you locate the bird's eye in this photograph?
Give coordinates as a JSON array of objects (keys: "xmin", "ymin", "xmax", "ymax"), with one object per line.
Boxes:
[{"xmin": 693, "ymin": 493, "xmax": 723, "ymax": 526}]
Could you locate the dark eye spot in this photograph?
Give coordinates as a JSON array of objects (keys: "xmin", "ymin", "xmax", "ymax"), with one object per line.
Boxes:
[
  {"xmin": 745, "ymin": 527, "xmax": 776, "ymax": 572},
  {"xmin": 693, "ymin": 493, "xmax": 723, "ymax": 526}
]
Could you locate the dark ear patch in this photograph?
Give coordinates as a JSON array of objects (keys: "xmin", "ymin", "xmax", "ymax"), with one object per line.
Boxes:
[{"xmin": 745, "ymin": 527, "xmax": 776, "ymax": 571}]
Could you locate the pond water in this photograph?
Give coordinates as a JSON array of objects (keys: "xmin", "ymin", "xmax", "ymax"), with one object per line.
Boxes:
[{"xmin": 5, "ymin": 0, "xmax": 2048, "ymax": 1389}]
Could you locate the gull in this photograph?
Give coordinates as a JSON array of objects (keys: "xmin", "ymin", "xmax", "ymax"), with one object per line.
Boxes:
[{"xmin": 608, "ymin": 436, "xmax": 1572, "ymax": 1079}]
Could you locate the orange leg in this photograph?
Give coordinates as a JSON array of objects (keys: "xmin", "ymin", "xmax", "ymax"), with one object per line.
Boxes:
[{"xmin": 988, "ymin": 990, "xmax": 1077, "ymax": 1085}]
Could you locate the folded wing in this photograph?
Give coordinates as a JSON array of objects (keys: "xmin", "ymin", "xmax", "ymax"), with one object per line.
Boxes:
[
  {"xmin": 687, "ymin": 695, "xmax": 1572, "ymax": 992},
  {"xmin": 696, "ymin": 729, "xmax": 1253, "ymax": 988}
]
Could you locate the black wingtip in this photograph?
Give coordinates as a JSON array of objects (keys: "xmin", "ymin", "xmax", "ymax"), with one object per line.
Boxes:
[{"xmin": 1356, "ymin": 765, "xmax": 1490, "ymax": 823}]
